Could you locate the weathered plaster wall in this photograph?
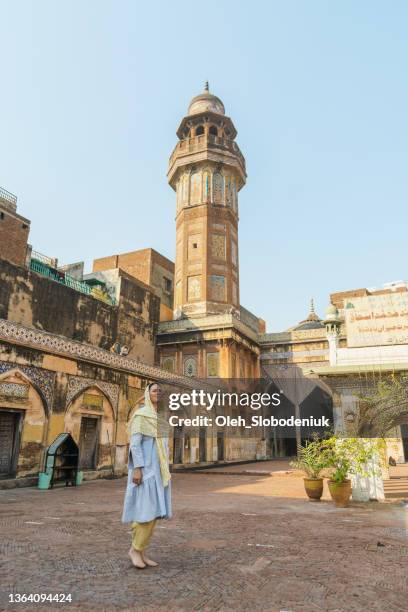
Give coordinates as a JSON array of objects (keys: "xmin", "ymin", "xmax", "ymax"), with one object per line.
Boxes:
[
  {"xmin": 0, "ymin": 258, "xmax": 160, "ymax": 363},
  {"xmin": 0, "ymin": 342, "xmax": 146, "ymax": 483}
]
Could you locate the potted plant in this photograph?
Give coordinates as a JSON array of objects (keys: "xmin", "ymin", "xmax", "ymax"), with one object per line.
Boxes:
[
  {"xmin": 290, "ymin": 438, "xmax": 328, "ymax": 501},
  {"xmin": 324, "ymin": 436, "xmax": 378, "ymax": 507}
]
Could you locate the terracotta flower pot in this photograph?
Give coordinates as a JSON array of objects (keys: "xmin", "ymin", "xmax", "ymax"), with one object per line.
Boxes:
[
  {"xmin": 303, "ymin": 477, "xmax": 324, "ymax": 501},
  {"xmin": 328, "ymin": 479, "xmax": 352, "ymax": 507}
]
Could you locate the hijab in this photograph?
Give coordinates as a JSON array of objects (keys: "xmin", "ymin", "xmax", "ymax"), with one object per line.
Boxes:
[{"xmin": 128, "ymin": 384, "xmax": 171, "ymax": 487}]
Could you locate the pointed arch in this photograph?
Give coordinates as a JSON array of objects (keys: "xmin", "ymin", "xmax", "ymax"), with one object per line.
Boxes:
[{"xmin": 0, "ymin": 367, "xmax": 51, "ymax": 417}]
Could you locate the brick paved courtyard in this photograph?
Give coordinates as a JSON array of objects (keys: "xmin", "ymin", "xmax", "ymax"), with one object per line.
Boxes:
[{"xmin": 1, "ymin": 467, "xmax": 408, "ymax": 611}]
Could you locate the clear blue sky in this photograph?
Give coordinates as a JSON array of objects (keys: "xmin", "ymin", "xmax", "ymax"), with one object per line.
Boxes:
[{"xmin": 1, "ymin": 1, "xmax": 407, "ymax": 330}]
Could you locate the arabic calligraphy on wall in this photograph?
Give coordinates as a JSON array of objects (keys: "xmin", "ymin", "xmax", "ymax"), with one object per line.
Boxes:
[{"xmin": 345, "ymin": 293, "xmax": 408, "ymax": 347}]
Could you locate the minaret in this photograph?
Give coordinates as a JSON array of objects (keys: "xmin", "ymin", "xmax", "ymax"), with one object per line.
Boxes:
[
  {"xmin": 168, "ymin": 83, "xmax": 247, "ymax": 318},
  {"xmin": 324, "ymin": 302, "xmax": 341, "ymax": 366}
]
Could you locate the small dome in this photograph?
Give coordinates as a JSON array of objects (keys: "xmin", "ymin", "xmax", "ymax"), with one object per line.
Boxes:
[
  {"xmin": 188, "ymin": 82, "xmax": 225, "ymax": 116},
  {"xmin": 294, "ymin": 320, "xmax": 325, "ymax": 331},
  {"xmin": 325, "ymin": 302, "xmax": 339, "ymax": 320}
]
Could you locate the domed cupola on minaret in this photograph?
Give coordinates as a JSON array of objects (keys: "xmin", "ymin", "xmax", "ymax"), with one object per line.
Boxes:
[{"xmin": 168, "ymin": 83, "xmax": 247, "ymax": 318}]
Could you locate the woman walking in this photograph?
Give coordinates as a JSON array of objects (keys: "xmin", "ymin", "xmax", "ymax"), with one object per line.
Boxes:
[{"xmin": 122, "ymin": 383, "xmax": 172, "ymax": 569}]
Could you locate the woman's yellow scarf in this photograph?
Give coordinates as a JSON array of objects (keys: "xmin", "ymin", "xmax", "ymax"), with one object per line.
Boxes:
[{"xmin": 128, "ymin": 385, "xmax": 171, "ymax": 487}]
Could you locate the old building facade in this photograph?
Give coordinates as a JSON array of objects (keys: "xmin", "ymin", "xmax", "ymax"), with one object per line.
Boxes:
[
  {"xmin": 261, "ymin": 289, "xmax": 408, "ymax": 464},
  {"xmin": 1, "ymin": 85, "xmax": 407, "ymax": 486},
  {"xmin": 0, "ymin": 192, "xmax": 200, "ymax": 486}
]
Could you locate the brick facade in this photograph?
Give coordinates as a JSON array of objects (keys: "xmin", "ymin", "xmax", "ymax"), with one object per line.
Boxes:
[{"xmin": 0, "ymin": 197, "xmax": 30, "ymax": 268}]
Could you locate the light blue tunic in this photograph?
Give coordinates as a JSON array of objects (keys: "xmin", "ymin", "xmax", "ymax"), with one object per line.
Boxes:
[{"xmin": 122, "ymin": 433, "xmax": 172, "ymax": 524}]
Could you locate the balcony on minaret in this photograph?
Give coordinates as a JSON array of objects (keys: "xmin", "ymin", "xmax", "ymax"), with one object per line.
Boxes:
[
  {"xmin": 168, "ymin": 134, "xmax": 246, "ymax": 181},
  {"xmin": 168, "ymin": 84, "xmax": 247, "ymax": 189}
]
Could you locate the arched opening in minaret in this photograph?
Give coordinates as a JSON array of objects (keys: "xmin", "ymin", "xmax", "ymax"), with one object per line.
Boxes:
[
  {"xmin": 209, "ymin": 125, "xmax": 218, "ymax": 136},
  {"xmin": 195, "ymin": 125, "xmax": 204, "ymax": 136}
]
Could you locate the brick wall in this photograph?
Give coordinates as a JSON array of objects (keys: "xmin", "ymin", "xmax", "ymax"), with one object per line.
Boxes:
[
  {"xmin": 0, "ymin": 203, "xmax": 30, "ymax": 267},
  {"xmin": 93, "ymin": 248, "xmax": 175, "ymax": 311}
]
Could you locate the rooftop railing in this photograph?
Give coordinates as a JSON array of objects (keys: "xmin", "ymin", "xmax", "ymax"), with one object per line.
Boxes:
[
  {"xmin": 0, "ymin": 186, "xmax": 17, "ymax": 207},
  {"xmin": 30, "ymin": 256, "xmax": 117, "ymax": 307},
  {"xmin": 31, "ymin": 249, "xmax": 58, "ymax": 268}
]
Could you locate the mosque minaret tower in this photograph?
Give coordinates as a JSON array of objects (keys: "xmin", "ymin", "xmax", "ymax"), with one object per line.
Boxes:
[{"xmin": 167, "ymin": 82, "xmax": 247, "ymax": 319}]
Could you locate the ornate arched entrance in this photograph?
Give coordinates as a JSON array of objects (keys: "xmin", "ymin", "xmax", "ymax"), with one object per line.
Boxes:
[
  {"xmin": 0, "ymin": 369, "xmax": 47, "ymax": 478},
  {"xmin": 65, "ymin": 385, "xmax": 115, "ymax": 472}
]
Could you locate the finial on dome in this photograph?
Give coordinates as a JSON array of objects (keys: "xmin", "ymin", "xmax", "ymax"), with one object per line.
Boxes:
[
  {"xmin": 306, "ymin": 297, "xmax": 319, "ymax": 322},
  {"xmin": 187, "ymin": 83, "xmax": 225, "ymax": 116}
]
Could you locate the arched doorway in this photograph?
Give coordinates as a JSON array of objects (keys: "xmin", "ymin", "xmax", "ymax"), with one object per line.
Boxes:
[
  {"xmin": 262, "ymin": 366, "xmax": 333, "ymax": 457},
  {"xmin": 65, "ymin": 386, "xmax": 115, "ymax": 472},
  {"xmin": 0, "ymin": 369, "xmax": 47, "ymax": 478},
  {"xmin": 299, "ymin": 386, "xmax": 333, "ymax": 443}
]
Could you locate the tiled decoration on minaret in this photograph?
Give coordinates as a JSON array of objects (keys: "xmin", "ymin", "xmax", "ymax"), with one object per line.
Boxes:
[{"xmin": 168, "ymin": 82, "xmax": 246, "ymax": 318}]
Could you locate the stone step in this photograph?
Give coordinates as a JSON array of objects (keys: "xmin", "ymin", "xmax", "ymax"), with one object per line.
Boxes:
[{"xmin": 383, "ymin": 477, "xmax": 408, "ymax": 500}]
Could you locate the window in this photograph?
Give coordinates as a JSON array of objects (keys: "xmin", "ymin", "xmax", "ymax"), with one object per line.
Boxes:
[
  {"xmin": 184, "ymin": 357, "xmax": 197, "ymax": 377},
  {"xmin": 207, "ymin": 352, "xmax": 219, "ymax": 377},
  {"xmin": 0, "ymin": 212, "xmax": 4, "ymax": 220},
  {"xmin": 195, "ymin": 125, "xmax": 204, "ymax": 136},
  {"xmin": 22, "ymin": 223, "xmax": 28, "ymax": 229},
  {"xmin": 209, "ymin": 125, "xmax": 218, "ymax": 136},
  {"xmin": 188, "ymin": 234, "xmax": 201, "ymax": 260},
  {"xmin": 163, "ymin": 277, "xmax": 172, "ymax": 294},
  {"xmin": 162, "ymin": 357, "xmax": 175, "ymax": 373}
]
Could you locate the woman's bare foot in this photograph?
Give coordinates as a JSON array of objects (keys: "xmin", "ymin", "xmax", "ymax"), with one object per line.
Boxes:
[
  {"xmin": 142, "ymin": 551, "xmax": 159, "ymax": 567},
  {"xmin": 128, "ymin": 546, "xmax": 146, "ymax": 569}
]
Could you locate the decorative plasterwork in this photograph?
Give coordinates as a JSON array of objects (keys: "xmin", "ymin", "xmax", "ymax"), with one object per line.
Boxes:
[
  {"xmin": 0, "ymin": 360, "xmax": 55, "ymax": 414},
  {"xmin": 66, "ymin": 375, "xmax": 119, "ymax": 411},
  {"xmin": 0, "ymin": 382, "xmax": 29, "ymax": 399},
  {"xmin": 0, "ymin": 318, "xmax": 205, "ymax": 390}
]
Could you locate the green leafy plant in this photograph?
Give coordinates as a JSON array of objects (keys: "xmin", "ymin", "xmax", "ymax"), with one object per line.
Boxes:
[
  {"xmin": 290, "ymin": 437, "xmax": 329, "ymax": 479},
  {"xmin": 323, "ymin": 436, "xmax": 380, "ymax": 483},
  {"xmin": 354, "ymin": 376, "xmax": 408, "ymax": 438}
]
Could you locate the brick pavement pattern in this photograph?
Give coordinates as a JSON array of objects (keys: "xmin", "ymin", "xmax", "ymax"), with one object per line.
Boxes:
[{"xmin": 1, "ymin": 469, "xmax": 408, "ymax": 611}]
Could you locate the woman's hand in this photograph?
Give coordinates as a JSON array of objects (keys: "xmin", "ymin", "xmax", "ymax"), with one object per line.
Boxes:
[{"xmin": 132, "ymin": 468, "xmax": 142, "ymax": 486}]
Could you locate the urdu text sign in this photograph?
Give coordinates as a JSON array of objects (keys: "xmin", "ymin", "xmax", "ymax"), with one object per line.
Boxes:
[{"xmin": 345, "ymin": 293, "xmax": 408, "ymax": 347}]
